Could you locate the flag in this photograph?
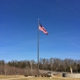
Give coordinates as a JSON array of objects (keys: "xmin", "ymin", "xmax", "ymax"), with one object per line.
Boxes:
[{"xmin": 39, "ymin": 23, "xmax": 48, "ymax": 35}]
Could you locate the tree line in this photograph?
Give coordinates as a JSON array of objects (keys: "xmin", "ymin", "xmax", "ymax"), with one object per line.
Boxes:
[{"xmin": 0, "ymin": 58, "xmax": 80, "ymax": 75}]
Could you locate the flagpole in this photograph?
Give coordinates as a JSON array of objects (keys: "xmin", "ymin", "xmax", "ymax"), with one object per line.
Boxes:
[{"xmin": 37, "ymin": 18, "xmax": 39, "ymax": 76}]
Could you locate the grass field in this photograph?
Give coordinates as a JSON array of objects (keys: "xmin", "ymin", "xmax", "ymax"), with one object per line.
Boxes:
[{"xmin": 0, "ymin": 75, "xmax": 80, "ymax": 80}]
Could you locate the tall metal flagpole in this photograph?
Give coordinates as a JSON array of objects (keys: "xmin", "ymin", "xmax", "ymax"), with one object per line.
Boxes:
[{"xmin": 37, "ymin": 18, "xmax": 39, "ymax": 76}]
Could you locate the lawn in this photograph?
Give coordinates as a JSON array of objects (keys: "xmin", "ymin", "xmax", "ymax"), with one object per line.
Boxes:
[
  {"xmin": 14, "ymin": 77, "xmax": 80, "ymax": 80},
  {"xmin": 0, "ymin": 75, "xmax": 80, "ymax": 80}
]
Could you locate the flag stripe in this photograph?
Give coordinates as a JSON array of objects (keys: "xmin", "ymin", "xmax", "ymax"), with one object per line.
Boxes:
[
  {"xmin": 39, "ymin": 26, "xmax": 48, "ymax": 34},
  {"xmin": 39, "ymin": 23, "xmax": 48, "ymax": 35}
]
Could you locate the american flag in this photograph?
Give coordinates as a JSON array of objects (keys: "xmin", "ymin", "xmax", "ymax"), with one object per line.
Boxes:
[{"xmin": 39, "ymin": 23, "xmax": 48, "ymax": 35}]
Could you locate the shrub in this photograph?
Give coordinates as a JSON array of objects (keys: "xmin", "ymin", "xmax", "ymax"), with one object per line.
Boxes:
[{"xmin": 24, "ymin": 74, "xmax": 28, "ymax": 77}]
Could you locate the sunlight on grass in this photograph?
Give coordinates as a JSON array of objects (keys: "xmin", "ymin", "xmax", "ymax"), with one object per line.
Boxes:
[
  {"xmin": 12, "ymin": 77, "xmax": 80, "ymax": 80},
  {"xmin": 0, "ymin": 75, "xmax": 80, "ymax": 80}
]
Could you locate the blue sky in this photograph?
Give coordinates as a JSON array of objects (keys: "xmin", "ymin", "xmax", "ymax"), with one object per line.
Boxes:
[{"xmin": 0, "ymin": 0, "xmax": 80, "ymax": 62}]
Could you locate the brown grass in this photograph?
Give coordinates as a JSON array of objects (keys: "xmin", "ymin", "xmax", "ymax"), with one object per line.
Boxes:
[{"xmin": 0, "ymin": 75, "xmax": 80, "ymax": 80}]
